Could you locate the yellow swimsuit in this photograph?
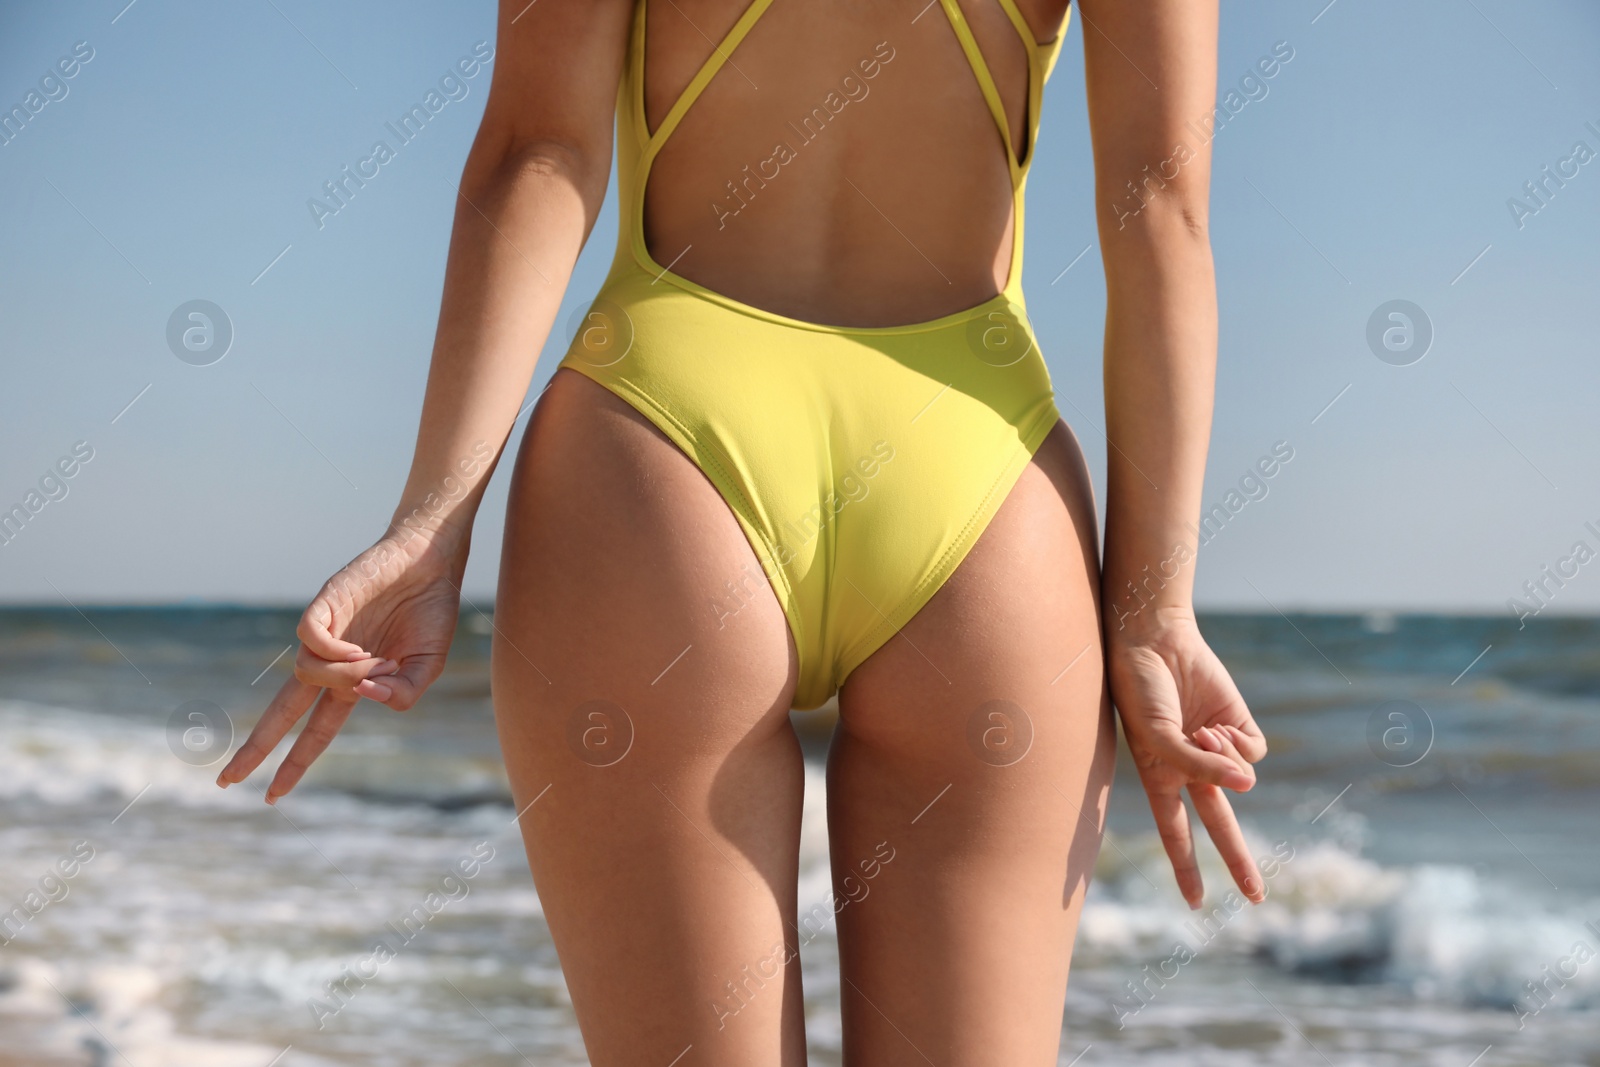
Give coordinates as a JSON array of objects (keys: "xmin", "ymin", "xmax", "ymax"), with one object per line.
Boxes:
[{"xmin": 558, "ymin": 0, "xmax": 1069, "ymax": 710}]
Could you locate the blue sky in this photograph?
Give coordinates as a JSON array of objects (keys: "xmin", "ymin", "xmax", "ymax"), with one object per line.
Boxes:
[{"xmin": 1, "ymin": 0, "xmax": 1597, "ymax": 612}]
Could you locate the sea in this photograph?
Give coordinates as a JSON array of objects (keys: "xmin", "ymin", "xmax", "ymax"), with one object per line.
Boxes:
[{"xmin": 0, "ymin": 608, "xmax": 1596, "ymax": 1066}]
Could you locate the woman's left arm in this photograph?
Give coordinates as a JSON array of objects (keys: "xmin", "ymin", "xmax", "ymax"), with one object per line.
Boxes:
[{"xmin": 1077, "ymin": 0, "xmax": 1270, "ymax": 909}]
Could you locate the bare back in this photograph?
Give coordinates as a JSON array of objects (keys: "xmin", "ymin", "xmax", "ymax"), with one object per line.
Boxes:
[{"xmin": 642, "ymin": 0, "xmax": 1073, "ymax": 326}]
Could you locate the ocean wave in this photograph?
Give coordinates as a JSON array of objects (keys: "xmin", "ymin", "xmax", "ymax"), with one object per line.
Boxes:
[
  {"xmin": 7, "ymin": 698, "xmax": 1594, "ymax": 1022},
  {"xmin": 1079, "ymin": 830, "xmax": 1600, "ymax": 1012},
  {"xmin": 0, "ymin": 956, "xmax": 309, "ymax": 1067},
  {"xmin": 0, "ymin": 699, "xmax": 512, "ymax": 812},
  {"xmin": 0, "ymin": 699, "xmax": 224, "ymax": 808}
]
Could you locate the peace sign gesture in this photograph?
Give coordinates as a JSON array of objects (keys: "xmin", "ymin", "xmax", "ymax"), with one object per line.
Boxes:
[
  {"xmin": 1106, "ymin": 614, "xmax": 1270, "ymax": 908},
  {"xmin": 217, "ymin": 530, "xmax": 463, "ymax": 802}
]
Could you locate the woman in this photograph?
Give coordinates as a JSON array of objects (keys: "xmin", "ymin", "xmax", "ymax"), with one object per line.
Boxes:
[{"xmin": 218, "ymin": 0, "xmax": 1267, "ymax": 1061}]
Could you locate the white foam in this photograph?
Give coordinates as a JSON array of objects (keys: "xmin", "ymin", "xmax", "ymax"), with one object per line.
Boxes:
[
  {"xmin": 0, "ymin": 698, "xmax": 509, "ymax": 813},
  {"xmin": 0, "ymin": 957, "xmax": 293, "ymax": 1067},
  {"xmin": 0, "ymin": 699, "xmax": 221, "ymax": 808},
  {"xmin": 1079, "ymin": 829, "xmax": 1600, "ymax": 1011}
]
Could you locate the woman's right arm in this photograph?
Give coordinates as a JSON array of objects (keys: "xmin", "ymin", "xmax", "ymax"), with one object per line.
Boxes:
[
  {"xmin": 389, "ymin": 0, "xmax": 635, "ymax": 577},
  {"xmin": 216, "ymin": 0, "xmax": 634, "ymax": 801}
]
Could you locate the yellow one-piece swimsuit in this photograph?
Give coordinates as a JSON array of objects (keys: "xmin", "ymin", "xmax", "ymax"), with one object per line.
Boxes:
[{"xmin": 558, "ymin": 0, "xmax": 1070, "ymax": 710}]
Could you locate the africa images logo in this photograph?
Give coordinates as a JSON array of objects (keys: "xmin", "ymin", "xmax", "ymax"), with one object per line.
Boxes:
[{"xmin": 307, "ymin": 43, "xmax": 495, "ymax": 230}]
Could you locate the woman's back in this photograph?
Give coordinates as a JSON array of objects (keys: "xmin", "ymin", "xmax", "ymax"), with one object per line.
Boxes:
[{"xmin": 636, "ymin": 0, "xmax": 1071, "ymax": 326}]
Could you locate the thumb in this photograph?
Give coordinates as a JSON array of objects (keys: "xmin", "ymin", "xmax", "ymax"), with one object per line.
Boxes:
[
  {"xmin": 298, "ymin": 594, "xmax": 370, "ymax": 663},
  {"xmin": 1199, "ymin": 659, "xmax": 1269, "ymax": 763},
  {"xmin": 1113, "ymin": 646, "xmax": 1255, "ymax": 792},
  {"xmin": 1141, "ymin": 719, "xmax": 1257, "ymax": 792},
  {"xmin": 358, "ymin": 654, "xmax": 445, "ymax": 712}
]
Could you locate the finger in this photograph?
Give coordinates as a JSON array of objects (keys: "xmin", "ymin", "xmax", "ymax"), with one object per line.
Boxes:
[
  {"xmin": 1188, "ymin": 782, "xmax": 1265, "ymax": 903},
  {"xmin": 1146, "ymin": 787, "xmax": 1204, "ymax": 909},
  {"xmin": 216, "ymin": 677, "xmax": 321, "ymax": 787},
  {"xmin": 297, "ymin": 596, "xmax": 370, "ymax": 662},
  {"xmin": 366, "ymin": 653, "xmax": 447, "ymax": 712},
  {"xmin": 1218, "ymin": 721, "xmax": 1268, "ymax": 763},
  {"xmin": 1142, "ymin": 720, "xmax": 1255, "ymax": 791},
  {"xmin": 1202, "ymin": 667, "xmax": 1268, "ymax": 762},
  {"xmin": 1196, "ymin": 726, "xmax": 1256, "ymax": 789},
  {"xmin": 265, "ymin": 688, "xmax": 358, "ymax": 803},
  {"xmin": 293, "ymin": 645, "xmax": 399, "ymax": 690}
]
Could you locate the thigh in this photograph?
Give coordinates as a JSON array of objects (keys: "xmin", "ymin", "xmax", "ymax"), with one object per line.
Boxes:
[
  {"xmin": 492, "ymin": 368, "xmax": 807, "ymax": 1066},
  {"xmin": 829, "ymin": 420, "xmax": 1115, "ymax": 1066}
]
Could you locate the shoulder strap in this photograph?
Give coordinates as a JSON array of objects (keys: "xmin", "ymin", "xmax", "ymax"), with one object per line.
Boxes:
[
  {"xmin": 938, "ymin": 0, "xmax": 1024, "ymax": 179},
  {"xmin": 644, "ymin": 0, "xmax": 780, "ymax": 150}
]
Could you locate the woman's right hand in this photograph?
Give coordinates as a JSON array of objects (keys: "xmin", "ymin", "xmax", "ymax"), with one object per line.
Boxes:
[{"xmin": 216, "ymin": 527, "xmax": 466, "ymax": 802}]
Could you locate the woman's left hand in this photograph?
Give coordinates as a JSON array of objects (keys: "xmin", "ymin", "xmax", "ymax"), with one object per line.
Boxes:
[{"xmin": 1106, "ymin": 612, "xmax": 1269, "ymax": 909}]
